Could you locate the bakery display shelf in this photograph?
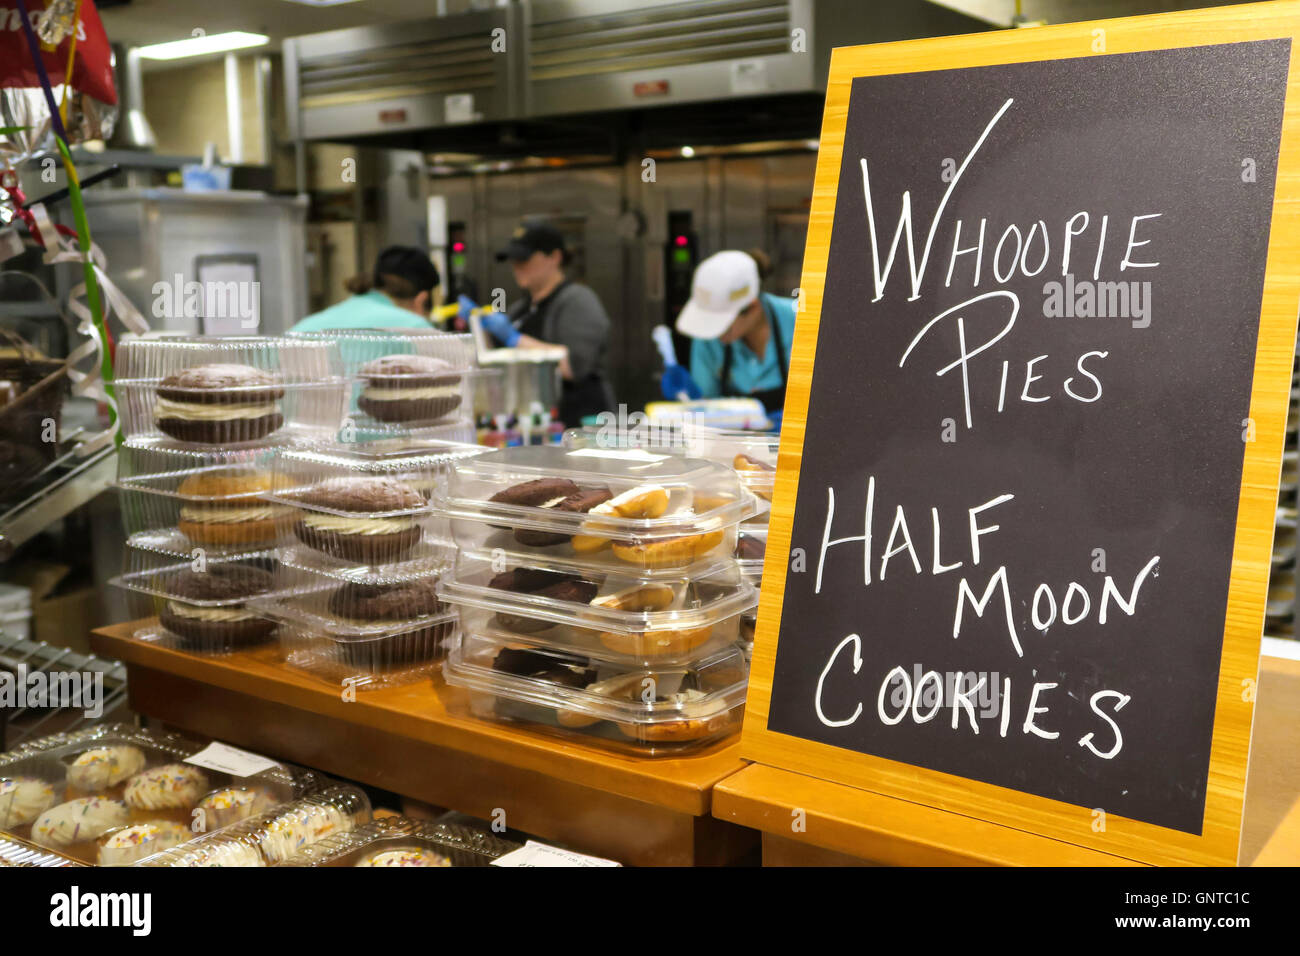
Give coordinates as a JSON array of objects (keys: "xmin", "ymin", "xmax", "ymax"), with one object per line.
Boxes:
[
  {"xmin": 91, "ymin": 618, "xmax": 756, "ymax": 866},
  {"xmin": 0, "ymin": 437, "xmax": 115, "ymax": 562}
]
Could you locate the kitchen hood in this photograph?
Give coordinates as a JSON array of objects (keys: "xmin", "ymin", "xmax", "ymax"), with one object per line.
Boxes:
[{"xmin": 282, "ymin": 0, "xmax": 988, "ymax": 152}]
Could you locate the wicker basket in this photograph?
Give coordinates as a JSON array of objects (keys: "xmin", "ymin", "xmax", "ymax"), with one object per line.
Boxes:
[{"xmin": 0, "ymin": 329, "xmax": 68, "ymax": 503}]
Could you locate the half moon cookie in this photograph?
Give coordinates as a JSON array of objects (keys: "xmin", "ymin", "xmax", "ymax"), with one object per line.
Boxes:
[
  {"xmin": 153, "ymin": 364, "xmax": 285, "ymax": 444},
  {"xmin": 357, "ymin": 354, "xmax": 463, "ymax": 424}
]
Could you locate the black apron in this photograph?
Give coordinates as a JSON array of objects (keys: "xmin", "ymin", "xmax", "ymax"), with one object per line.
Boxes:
[
  {"xmin": 513, "ymin": 282, "xmax": 615, "ymax": 425},
  {"xmin": 719, "ymin": 298, "xmax": 788, "ymax": 412}
]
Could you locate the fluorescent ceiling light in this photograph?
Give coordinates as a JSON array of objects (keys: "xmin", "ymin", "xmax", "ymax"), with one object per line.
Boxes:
[
  {"xmin": 137, "ymin": 32, "xmax": 270, "ymax": 61},
  {"xmin": 280, "ymin": 0, "xmax": 364, "ymax": 5}
]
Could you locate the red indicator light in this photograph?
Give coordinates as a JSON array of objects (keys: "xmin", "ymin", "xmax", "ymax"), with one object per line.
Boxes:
[
  {"xmin": 674, "ymin": 235, "xmax": 688, "ymax": 247},
  {"xmin": 452, "ymin": 241, "xmax": 465, "ymax": 252}
]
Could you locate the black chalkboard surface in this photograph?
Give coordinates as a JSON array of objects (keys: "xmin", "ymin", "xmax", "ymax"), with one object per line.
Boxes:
[{"xmin": 766, "ymin": 40, "xmax": 1290, "ymax": 835}]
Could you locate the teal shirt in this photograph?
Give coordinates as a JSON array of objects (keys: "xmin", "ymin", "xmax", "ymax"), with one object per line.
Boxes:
[
  {"xmin": 689, "ymin": 293, "xmax": 797, "ymax": 399},
  {"xmin": 290, "ymin": 290, "xmax": 435, "ymax": 332}
]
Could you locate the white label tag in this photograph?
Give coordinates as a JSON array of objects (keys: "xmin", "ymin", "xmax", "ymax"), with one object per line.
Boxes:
[
  {"xmin": 491, "ymin": 840, "xmax": 621, "ymax": 867},
  {"xmin": 730, "ymin": 59, "xmax": 769, "ymax": 94},
  {"xmin": 567, "ymin": 447, "xmax": 670, "ymax": 464},
  {"xmin": 185, "ymin": 742, "xmax": 279, "ymax": 778},
  {"xmin": 445, "ymin": 93, "xmax": 477, "ymax": 124}
]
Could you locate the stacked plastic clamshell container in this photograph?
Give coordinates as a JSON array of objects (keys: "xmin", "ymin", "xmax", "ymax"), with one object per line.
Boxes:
[
  {"xmin": 0, "ymin": 724, "xmax": 325, "ymax": 866},
  {"xmin": 563, "ymin": 424, "xmax": 779, "ymax": 659},
  {"xmin": 137, "ymin": 785, "xmax": 371, "ymax": 866},
  {"xmin": 279, "ymin": 814, "xmax": 521, "ymax": 866},
  {"xmin": 250, "ymin": 437, "xmax": 487, "ymax": 689},
  {"xmin": 433, "ymin": 444, "xmax": 759, "ymax": 755},
  {"xmin": 288, "ymin": 328, "xmax": 479, "ymax": 444},
  {"xmin": 110, "ymin": 335, "xmax": 350, "ymax": 654}
]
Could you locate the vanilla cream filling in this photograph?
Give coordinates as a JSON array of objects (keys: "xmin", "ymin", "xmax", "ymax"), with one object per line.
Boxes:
[
  {"xmin": 180, "ymin": 505, "xmax": 291, "ymax": 523},
  {"xmin": 153, "ymin": 397, "xmax": 278, "ymax": 422},
  {"xmin": 361, "ymin": 385, "xmax": 460, "ymax": 401},
  {"xmin": 166, "ymin": 602, "xmax": 257, "ymax": 622},
  {"xmin": 301, "ymin": 513, "xmax": 417, "ymax": 535}
]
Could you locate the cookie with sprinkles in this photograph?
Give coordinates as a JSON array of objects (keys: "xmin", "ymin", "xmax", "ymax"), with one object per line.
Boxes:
[{"xmin": 124, "ymin": 763, "xmax": 209, "ymax": 822}]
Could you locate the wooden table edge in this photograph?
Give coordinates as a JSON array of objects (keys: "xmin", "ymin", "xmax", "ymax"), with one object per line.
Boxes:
[{"xmin": 92, "ymin": 620, "xmax": 746, "ymax": 818}]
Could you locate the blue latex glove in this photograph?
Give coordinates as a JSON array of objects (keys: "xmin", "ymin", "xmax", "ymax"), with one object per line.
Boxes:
[
  {"xmin": 481, "ymin": 310, "xmax": 521, "ymax": 347},
  {"xmin": 661, "ymin": 364, "xmax": 701, "ymax": 401},
  {"xmin": 456, "ymin": 294, "xmax": 479, "ymax": 321}
]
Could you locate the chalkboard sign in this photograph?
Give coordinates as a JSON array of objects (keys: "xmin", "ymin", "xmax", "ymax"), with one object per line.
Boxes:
[{"xmin": 743, "ymin": 5, "xmax": 1300, "ymax": 866}]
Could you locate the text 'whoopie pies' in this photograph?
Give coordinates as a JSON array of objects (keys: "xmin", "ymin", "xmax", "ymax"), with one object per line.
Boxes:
[
  {"xmin": 293, "ymin": 476, "xmax": 427, "ymax": 563},
  {"xmin": 153, "ymin": 364, "xmax": 286, "ymax": 444},
  {"xmin": 357, "ymin": 354, "xmax": 463, "ymax": 425},
  {"xmin": 159, "ymin": 565, "xmax": 275, "ymax": 650}
]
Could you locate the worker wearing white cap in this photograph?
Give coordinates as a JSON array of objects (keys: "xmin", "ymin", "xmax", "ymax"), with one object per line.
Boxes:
[{"xmin": 675, "ymin": 249, "xmax": 797, "ymax": 415}]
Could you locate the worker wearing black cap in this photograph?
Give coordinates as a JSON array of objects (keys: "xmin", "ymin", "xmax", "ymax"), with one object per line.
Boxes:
[
  {"xmin": 292, "ymin": 245, "xmax": 441, "ymax": 331},
  {"xmin": 481, "ymin": 219, "xmax": 616, "ymax": 426}
]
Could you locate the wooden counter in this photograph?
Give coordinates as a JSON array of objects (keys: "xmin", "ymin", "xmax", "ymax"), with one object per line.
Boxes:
[
  {"xmin": 714, "ymin": 654, "xmax": 1300, "ymax": 866},
  {"xmin": 91, "ymin": 620, "xmax": 756, "ymax": 867}
]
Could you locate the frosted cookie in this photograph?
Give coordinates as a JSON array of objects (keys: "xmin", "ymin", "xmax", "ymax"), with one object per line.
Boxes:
[
  {"xmin": 97, "ymin": 821, "xmax": 191, "ymax": 866},
  {"xmin": 355, "ymin": 847, "xmax": 451, "ymax": 867},
  {"xmin": 0, "ymin": 777, "xmax": 57, "ymax": 829},
  {"xmin": 124, "ymin": 764, "xmax": 208, "ymax": 811},
  {"xmin": 32, "ymin": 797, "xmax": 130, "ymax": 847},
  {"xmin": 185, "ymin": 839, "xmax": 266, "ymax": 868},
  {"xmin": 195, "ymin": 788, "xmax": 272, "ymax": 828},
  {"xmin": 66, "ymin": 745, "xmax": 147, "ymax": 793},
  {"xmin": 258, "ymin": 802, "xmax": 352, "ymax": 863}
]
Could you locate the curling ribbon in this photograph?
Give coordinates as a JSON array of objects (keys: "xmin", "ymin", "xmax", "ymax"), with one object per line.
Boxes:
[{"xmin": 27, "ymin": 199, "xmax": 149, "ymax": 455}]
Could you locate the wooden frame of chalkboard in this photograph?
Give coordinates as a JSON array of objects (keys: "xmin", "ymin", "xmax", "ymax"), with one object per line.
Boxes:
[{"xmin": 742, "ymin": 1, "xmax": 1300, "ymax": 866}]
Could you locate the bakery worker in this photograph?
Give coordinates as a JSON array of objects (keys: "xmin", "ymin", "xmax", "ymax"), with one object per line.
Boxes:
[
  {"xmin": 479, "ymin": 220, "xmax": 616, "ymax": 426},
  {"xmin": 291, "ymin": 246, "xmax": 440, "ymax": 332},
  {"xmin": 675, "ymin": 249, "xmax": 796, "ymax": 416}
]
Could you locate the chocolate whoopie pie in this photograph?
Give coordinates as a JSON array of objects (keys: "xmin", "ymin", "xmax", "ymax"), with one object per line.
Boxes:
[
  {"xmin": 153, "ymin": 364, "xmax": 285, "ymax": 444},
  {"xmin": 488, "ymin": 567, "xmax": 600, "ymax": 633},
  {"xmin": 487, "ymin": 479, "xmax": 614, "ymax": 547},
  {"xmin": 293, "ymin": 477, "xmax": 426, "ymax": 563},
  {"xmin": 328, "ymin": 579, "xmax": 452, "ymax": 671},
  {"xmin": 357, "ymin": 355, "xmax": 463, "ymax": 425},
  {"xmin": 492, "ymin": 647, "xmax": 596, "ymax": 689},
  {"xmin": 159, "ymin": 565, "xmax": 275, "ymax": 650}
]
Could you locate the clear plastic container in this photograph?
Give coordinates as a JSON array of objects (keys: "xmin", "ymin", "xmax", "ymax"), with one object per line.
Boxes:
[
  {"xmin": 282, "ymin": 815, "xmax": 521, "ymax": 867},
  {"xmin": 115, "ymin": 440, "xmax": 295, "ymax": 547},
  {"xmin": 251, "ymin": 546, "xmax": 458, "ymax": 687},
  {"xmin": 434, "ymin": 445, "xmax": 753, "ymax": 572},
  {"xmin": 0, "ymin": 723, "xmax": 323, "ymax": 865},
  {"xmin": 564, "ymin": 423, "xmax": 777, "ymax": 517},
  {"xmin": 444, "ymin": 630, "xmax": 748, "ymax": 755},
  {"xmin": 114, "ymin": 334, "xmax": 348, "ymax": 445},
  {"xmin": 138, "ymin": 785, "xmax": 371, "ymax": 866},
  {"xmin": 441, "ymin": 551, "xmax": 757, "ymax": 663},
  {"xmin": 0, "ymin": 834, "xmax": 85, "ymax": 867},
  {"xmin": 736, "ymin": 521, "xmax": 767, "ymax": 580},
  {"xmin": 263, "ymin": 441, "xmax": 485, "ymax": 565},
  {"xmin": 289, "ymin": 329, "xmax": 478, "ymax": 437},
  {"xmin": 109, "ymin": 538, "xmax": 277, "ymax": 654}
]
